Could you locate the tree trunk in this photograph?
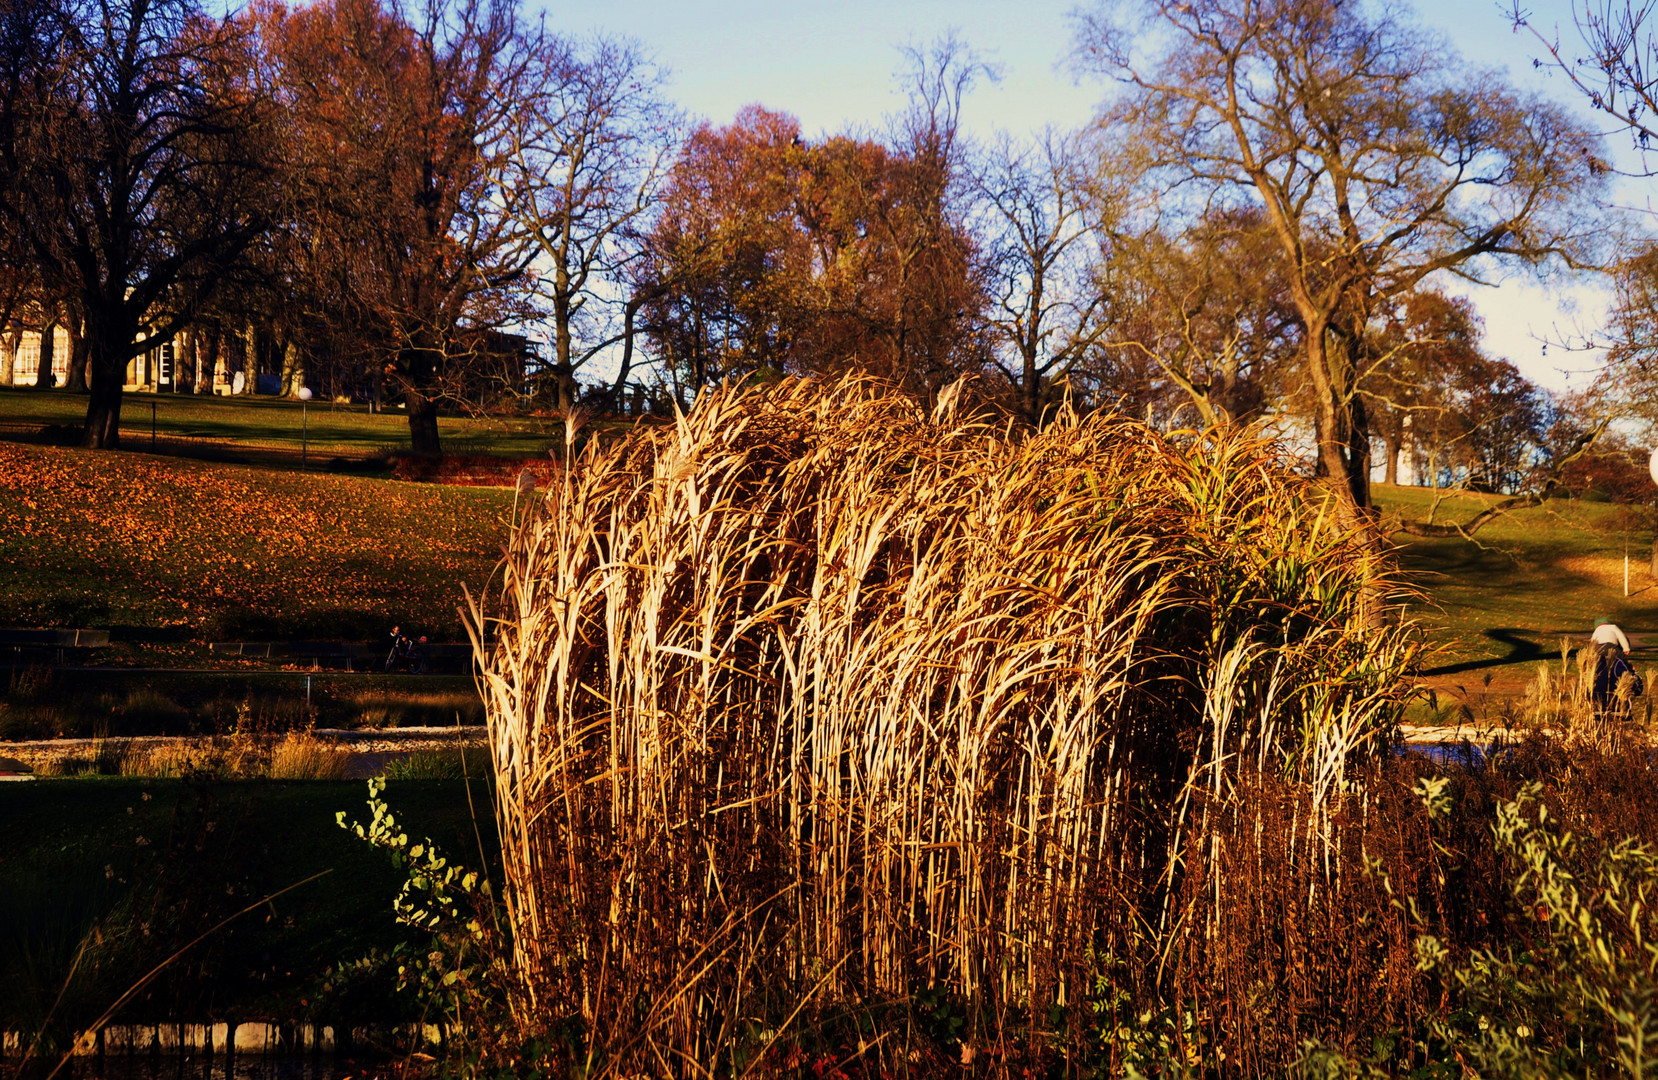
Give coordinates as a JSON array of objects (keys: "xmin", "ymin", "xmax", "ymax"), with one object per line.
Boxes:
[
  {"xmin": 1024, "ymin": 342, "xmax": 1040, "ymax": 426},
  {"xmin": 280, "ymin": 336, "xmax": 304, "ymax": 396},
  {"xmin": 401, "ymin": 345, "xmax": 442, "ymax": 454},
  {"xmin": 547, "ymin": 362, "xmax": 575, "ymax": 414},
  {"xmin": 1316, "ymin": 406, "xmax": 1348, "ymax": 487},
  {"xmin": 603, "ymin": 298, "xmax": 649, "ymax": 411},
  {"xmin": 406, "ymin": 385, "xmax": 441, "ymax": 453},
  {"xmin": 65, "ymin": 314, "xmax": 88, "ymax": 392},
  {"xmin": 182, "ymin": 329, "xmax": 198, "ymax": 393},
  {"xmin": 79, "ymin": 325, "xmax": 130, "ymax": 449},
  {"xmin": 242, "ymin": 320, "xmax": 259, "ymax": 392},
  {"xmin": 1346, "ymin": 393, "xmax": 1372, "ymax": 510},
  {"xmin": 205, "ymin": 329, "xmax": 222, "ymax": 392},
  {"xmin": 1382, "ymin": 431, "xmax": 1399, "ymax": 486},
  {"xmin": 33, "ymin": 312, "xmax": 56, "ymax": 389},
  {"xmin": 0, "ymin": 326, "xmax": 14, "ymax": 386},
  {"xmin": 1300, "ymin": 328, "xmax": 1352, "ymax": 491}
]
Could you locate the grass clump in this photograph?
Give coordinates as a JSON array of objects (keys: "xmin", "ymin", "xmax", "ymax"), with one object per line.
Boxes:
[
  {"xmin": 34, "ymin": 739, "xmax": 133, "ymax": 776},
  {"xmin": 28, "ymin": 731, "xmax": 353, "ymax": 780},
  {"xmin": 379, "ymin": 747, "xmax": 491, "ymax": 781},
  {"xmin": 1418, "ymin": 780, "xmax": 1658, "ymax": 1079},
  {"xmin": 269, "ymin": 731, "xmax": 351, "ymax": 780},
  {"xmin": 468, "ymin": 374, "xmax": 1418, "ymax": 1073}
]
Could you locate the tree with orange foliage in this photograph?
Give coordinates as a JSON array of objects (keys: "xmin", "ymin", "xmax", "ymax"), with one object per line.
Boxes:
[
  {"xmin": 640, "ymin": 106, "xmax": 812, "ymax": 402},
  {"xmin": 807, "ymin": 37, "xmax": 990, "ymax": 395},
  {"xmin": 261, "ymin": 0, "xmax": 537, "ymax": 453},
  {"xmin": 640, "ymin": 52, "xmax": 989, "ymax": 407}
]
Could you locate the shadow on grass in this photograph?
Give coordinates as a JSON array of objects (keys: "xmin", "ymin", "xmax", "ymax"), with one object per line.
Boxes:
[
  {"xmin": 1421, "ymin": 628, "xmax": 1549, "ymax": 676},
  {"xmin": 1397, "ymin": 522, "xmax": 1658, "ymax": 669},
  {"xmin": 1421, "ymin": 625, "xmax": 1658, "ymax": 677},
  {"xmin": 0, "ymin": 775, "xmax": 499, "ymax": 1042}
]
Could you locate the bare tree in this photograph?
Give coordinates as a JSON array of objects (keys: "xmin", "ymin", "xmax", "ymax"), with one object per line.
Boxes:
[
  {"xmin": 1361, "ymin": 290, "xmax": 1485, "ymax": 487},
  {"xmin": 1075, "ymin": 0, "xmax": 1607, "ymax": 519},
  {"xmin": 973, "ymin": 128, "xmax": 1109, "ymax": 424},
  {"xmin": 0, "ymin": 0, "xmax": 275, "ymax": 447},
  {"xmin": 1508, "ymin": 1, "xmax": 1658, "ymax": 171},
  {"xmin": 496, "ymin": 34, "xmax": 678, "ymax": 413}
]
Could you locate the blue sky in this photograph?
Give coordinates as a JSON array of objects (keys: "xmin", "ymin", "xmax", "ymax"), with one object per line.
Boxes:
[{"xmin": 566, "ymin": 0, "xmax": 1636, "ymax": 393}]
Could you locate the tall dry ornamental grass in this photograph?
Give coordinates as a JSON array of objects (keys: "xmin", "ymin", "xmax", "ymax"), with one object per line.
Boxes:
[{"xmin": 466, "ymin": 375, "xmax": 1418, "ymax": 1070}]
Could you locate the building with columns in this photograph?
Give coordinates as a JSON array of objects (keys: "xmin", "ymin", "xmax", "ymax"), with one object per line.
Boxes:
[
  {"xmin": 0, "ymin": 327, "xmax": 244, "ymax": 393},
  {"xmin": 0, "ymin": 326, "xmax": 70, "ymax": 387}
]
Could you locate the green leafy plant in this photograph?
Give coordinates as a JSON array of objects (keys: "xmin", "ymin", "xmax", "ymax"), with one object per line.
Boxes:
[
  {"xmin": 1076, "ymin": 948, "xmax": 1211, "ymax": 1080},
  {"xmin": 1416, "ymin": 781, "xmax": 1658, "ymax": 1078},
  {"xmin": 337, "ymin": 778, "xmax": 508, "ymax": 1036}
]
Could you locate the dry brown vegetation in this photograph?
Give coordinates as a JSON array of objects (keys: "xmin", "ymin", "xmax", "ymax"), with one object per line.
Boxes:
[
  {"xmin": 28, "ymin": 730, "xmax": 353, "ymax": 780},
  {"xmin": 464, "ymin": 375, "xmax": 1438, "ymax": 1073}
]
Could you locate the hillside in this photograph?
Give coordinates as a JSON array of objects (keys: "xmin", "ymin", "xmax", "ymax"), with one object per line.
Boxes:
[
  {"xmin": 0, "ymin": 441, "xmax": 511, "ymax": 645},
  {"xmin": 1380, "ymin": 482, "xmax": 1657, "ymax": 686}
]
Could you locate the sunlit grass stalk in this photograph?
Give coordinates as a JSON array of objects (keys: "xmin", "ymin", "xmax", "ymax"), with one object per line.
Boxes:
[{"xmin": 467, "ymin": 374, "xmax": 1417, "ymax": 1067}]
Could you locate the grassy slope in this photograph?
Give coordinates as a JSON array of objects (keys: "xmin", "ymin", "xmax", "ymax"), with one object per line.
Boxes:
[
  {"xmin": 1378, "ymin": 482, "xmax": 1658, "ymax": 674},
  {"xmin": 0, "ymin": 386, "xmax": 560, "ymax": 457},
  {"xmin": 0, "ymin": 441, "xmax": 511, "ymax": 640},
  {"xmin": 0, "ymin": 775, "xmax": 497, "ymax": 1033}
]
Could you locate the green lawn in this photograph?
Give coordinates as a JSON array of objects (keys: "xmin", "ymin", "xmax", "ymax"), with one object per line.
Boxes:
[
  {"xmin": 0, "ymin": 386, "xmax": 561, "ymax": 457},
  {"xmin": 1378, "ymin": 482, "xmax": 1658, "ymax": 675},
  {"xmin": 0, "ymin": 774, "xmax": 496, "ymax": 1040}
]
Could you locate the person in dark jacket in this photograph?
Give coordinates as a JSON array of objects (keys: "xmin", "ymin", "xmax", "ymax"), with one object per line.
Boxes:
[{"xmin": 1591, "ymin": 639, "xmax": 1643, "ymax": 716}]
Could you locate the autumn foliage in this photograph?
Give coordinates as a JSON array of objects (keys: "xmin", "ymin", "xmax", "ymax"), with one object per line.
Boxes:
[{"xmin": 641, "ymin": 104, "xmax": 985, "ymax": 398}]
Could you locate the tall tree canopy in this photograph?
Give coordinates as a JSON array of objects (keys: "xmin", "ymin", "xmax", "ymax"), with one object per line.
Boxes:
[
  {"xmin": 263, "ymin": 0, "xmax": 537, "ymax": 454},
  {"xmin": 641, "ymin": 100, "xmax": 988, "ymax": 406},
  {"xmin": 0, "ymin": 0, "xmax": 276, "ymax": 448},
  {"xmin": 1076, "ymin": 0, "xmax": 1606, "ymax": 516}
]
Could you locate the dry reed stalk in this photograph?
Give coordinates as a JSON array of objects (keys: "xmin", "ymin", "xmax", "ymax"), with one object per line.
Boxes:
[
  {"xmin": 466, "ymin": 374, "xmax": 1416, "ymax": 1068},
  {"xmin": 268, "ymin": 731, "xmax": 350, "ymax": 780}
]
